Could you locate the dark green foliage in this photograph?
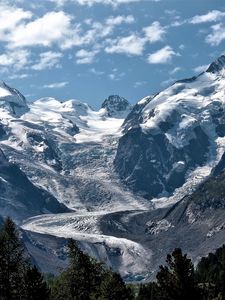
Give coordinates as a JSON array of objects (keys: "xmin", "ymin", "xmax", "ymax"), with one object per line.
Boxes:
[
  {"xmin": 50, "ymin": 239, "xmax": 104, "ymax": 299},
  {"xmin": 98, "ymin": 270, "xmax": 134, "ymax": 300},
  {"xmin": 0, "ymin": 217, "xmax": 27, "ymax": 300},
  {"xmin": 156, "ymin": 248, "xmax": 200, "ymax": 300},
  {"xmin": 136, "ymin": 282, "xmax": 159, "ymax": 300},
  {"xmin": 0, "ymin": 217, "xmax": 133, "ymax": 300},
  {"xmin": 9, "ymin": 216, "xmax": 225, "ymax": 300},
  {"xmin": 24, "ymin": 265, "xmax": 50, "ymax": 300},
  {"xmin": 196, "ymin": 244, "xmax": 225, "ymax": 299},
  {"xmin": 0, "ymin": 217, "xmax": 49, "ymax": 300},
  {"xmin": 137, "ymin": 248, "xmax": 201, "ymax": 300},
  {"xmin": 50, "ymin": 238, "xmax": 133, "ymax": 300},
  {"xmin": 52, "ymin": 238, "xmax": 107, "ymax": 299}
]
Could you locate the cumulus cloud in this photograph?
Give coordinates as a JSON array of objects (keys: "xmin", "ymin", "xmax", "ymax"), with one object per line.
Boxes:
[
  {"xmin": 7, "ymin": 11, "xmax": 73, "ymax": 49},
  {"xmin": 143, "ymin": 21, "xmax": 166, "ymax": 43},
  {"xmin": 0, "ymin": 50, "xmax": 30, "ymax": 70},
  {"xmin": 106, "ymin": 15, "xmax": 134, "ymax": 26},
  {"xmin": 105, "ymin": 34, "xmax": 145, "ymax": 56},
  {"xmin": 206, "ymin": 23, "xmax": 225, "ymax": 46},
  {"xmin": 105, "ymin": 20, "xmax": 165, "ymax": 57},
  {"xmin": 190, "ymin": 10, "xmax": 225, "ymax": 24},
  {"xmin": 75, "ymin": 49, "xmax": 99, "ymax": 64},
  {"xmin": 147, "ymin": 46, "xmax": 179, "ymax": 64},
  {"xmin": 43, "ymin": 81, "xmax": 68, "ymax": 88},
  {"xmin": 0, "ymin": 4, "xmax": 32, "ymax": 41},
  {"xmin": 171, "ymin": 10, "xmax": 225, "ymax": 28},
  {"xmin": 62, "ymin": 15, "xmax": 135, "ymax": 49},
  {"xmin": 32, "ymin": 51, "xmax": 63, "ymax": 70}
]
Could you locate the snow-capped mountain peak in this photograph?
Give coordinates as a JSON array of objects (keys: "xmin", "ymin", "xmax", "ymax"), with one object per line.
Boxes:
[
  {"xmin": 114, "ymin": 54, "xmax": 225, "ymax": 205},
  {"xmin": 101, "ymin": 95, "xmax": 132, "ymax": 118},
  {"xmin": 0, "ymin": 81, "xmax": 28, "ymax": 117},
  {"xmin": 206, "ymin": 54, "xmax": 225, "ymax": 74}
]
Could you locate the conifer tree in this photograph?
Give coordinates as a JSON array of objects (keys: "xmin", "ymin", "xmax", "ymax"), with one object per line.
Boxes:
[
  {"xmin": 98, "ymin": 270, "xmax": 134, "ymax": 300},
  {"xmin": 24, "ymin": 265, "xmax": 50, "ymax": 300},
  {"xmin": 156, "ymin": 248, "xmax": 200, "ymax": 300},
  {"xmin": 51, "ymin": 238, "xmax": 105, "ymax": 300},
  {"xmin": 0, "ymin": 217, "xmax": 28, "ymax": 300},
  {"xmin": 137, "ymin": 282, "xmax": 159, "ymax": 300}
]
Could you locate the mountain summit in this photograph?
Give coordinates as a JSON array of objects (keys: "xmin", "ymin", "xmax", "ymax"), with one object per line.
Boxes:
[
  {"xmin": 114, "ymin": 54, "xmax": 225, "ymax": 201},
  {"xmin": 2, "ymin": 54, "xmax": 225, "ymax": 281},
  {"xmin": 0, "ymin": 81, "xmax": 28, "ymax": 116},
  {"xmin": 101, "ymin": 95, "xmax": 132, "ymax": 118},
  {"xmin": 206, "ymin": 55, "xmax": 225, "ymax": 74}
]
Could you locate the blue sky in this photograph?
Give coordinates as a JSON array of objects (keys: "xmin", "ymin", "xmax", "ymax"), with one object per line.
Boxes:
[{"xmin": 0, "ymin": 0, "xmax": 225, "ymax": 108}]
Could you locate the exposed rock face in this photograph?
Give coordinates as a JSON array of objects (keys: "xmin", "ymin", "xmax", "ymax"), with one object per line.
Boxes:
[
  {"xmin": 101, "ymin": 95, "xmax": 132, "ymax": 118},
  {"xmin": 206, "ymin": 54, "xmax": 225, "ymax": 73},
  {"xmin": 3, "ymin": 54, "xmax": 225, "ymax": 280},
  {"xmin": 0, "ymin": 149, "xmax": 69, "ymax": 222},
  {"xmin": 114, "ymin": 55, "xmax": 225, "ymax": 200},
  {"xmin": 115, "ymin": 125, "xmax": 209, "ymax": 199},
  {"xmin": 98, "ymin": 168, "xmax": 225, "ymax": 279},
  {"xmin": 0, "ymin": 81, "xmax": 28, "ymax": 116}
]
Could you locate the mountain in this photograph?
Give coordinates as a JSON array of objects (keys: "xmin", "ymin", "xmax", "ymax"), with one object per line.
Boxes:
[
  {"xmin": 0, "ymin": 86, "xmax": 150, "ymax": 278},
  {"xmin": 2, "ymin": 55, "xmax": 225, "ymax": 281},
  {"xmin": 114, "ymin": 55, "xmax": 225, "ymax": 203},
  {"xmin": 101, "ymin": 95, "xmax": 132, "ymax": 118},
  {"xmin": 0, "ymin": 80, "xmax": 28, "ymax": 116},
  {"xmin": 0, "ymin": 148, "xmax": 69, "ymax": 222}
]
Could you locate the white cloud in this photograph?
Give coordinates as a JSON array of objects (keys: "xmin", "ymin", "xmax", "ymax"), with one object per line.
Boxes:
[
  {"xmin": 170, "ymin": 20, "xmax": 186, "ymax": 27},
  {"xmin": 9, "ymin": 73, "xmax": 29, "ymax": 79},
  {"xmin": 171, "ymin": 10, "xmax": 225, "ymax": 28},
  {"xmin": 43, "ymin": 81, "xmax": 68, "ymax": 88},
  {"xmin": 105, "ymin": 34, "xmax": 145, "ymax": 56},
  {"xmin": 147, "ymin": 46, "xmax": 179, "ymax": 64},
  {"xmin": 106, "ymin": 15, "xmax": 134, "ymax": 26},
  {"xmin": 0, "ymin": 50, "xmax": 30, "ymax": 70},
  {"xmin": 75, "ymin": 49, "xmax": 98, "ymax": 64},
  {"xmin": 0, "ymin": 4, "xmax": 32, "ymax": 41},
  {"xmin": 63, "ymin": 15, "xmax": 135, "ymax": 49},
  {"xmin": 193, "ymin": 64, "xmax": 209, "ymax": 73},
  {"xmin": 190, "ymin": 10, "xmax": 225, "ymax": 24},
  {"xmin": 32, "ymin": 51, "xmax": 63, "ymax": 70},
  {"xmin": 51, "ymin": 0, "xmax": 141, "ymax": 7},
  {"xmin": 143, "ymin": 21, "xmax": 166, "ymax": 43},
  {"xmin": 108, "ymin": 71, "xmax": 125, "ymax": 81},
  {"xmin": 105, "ymin": 21, "xmax": 166, "ymax": 57},
  {"xmin": 90, "ymin": 68, "xmax": 104, "ymax": 75},
  {"xmin": 169, "ymin": 67, "xmax": 181, "ymax": 75},
  {"xmin": 206, "ymin": 23, "xmax": 225, "ymax": 46},
  {"xmin": 7, "ymin": 11, "xmax": 73, "ymax": 49}
]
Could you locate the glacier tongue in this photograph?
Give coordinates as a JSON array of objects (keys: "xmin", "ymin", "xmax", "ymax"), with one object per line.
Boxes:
[
  {"xmin": 21, "ymin": 211, "xmax": 152, "ymax": 279},
  {"xmin": 3, "ymin": 53, "xmax": 225, "ymax": 280},
  {"xmin": 0, "ymin": 91, "xmax": 152, "ymax": 278}
]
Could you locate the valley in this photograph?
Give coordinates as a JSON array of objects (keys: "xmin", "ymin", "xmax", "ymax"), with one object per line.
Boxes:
[{"xmin": 1, "ymin": 56, "xmax": 225, "ymax": 280}]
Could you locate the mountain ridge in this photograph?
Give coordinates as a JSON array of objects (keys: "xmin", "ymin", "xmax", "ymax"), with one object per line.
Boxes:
[{"xmin": 1, "ymin": 54, "xmax": 225, "ymax": 280}]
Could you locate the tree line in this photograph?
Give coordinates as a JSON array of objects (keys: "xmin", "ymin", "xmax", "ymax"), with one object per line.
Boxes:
[{"xmin": 1, "ymin": 217, "xmax": 225, "ymax": 299}]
